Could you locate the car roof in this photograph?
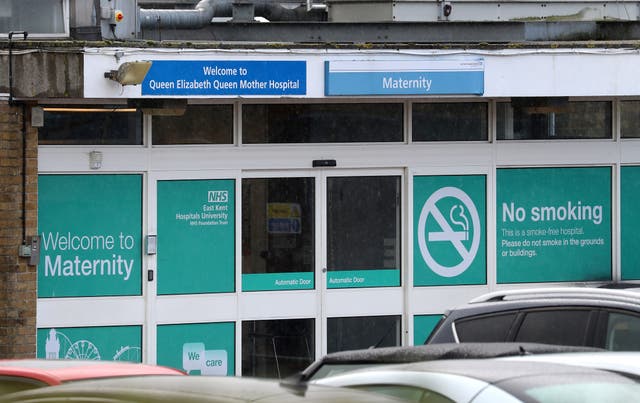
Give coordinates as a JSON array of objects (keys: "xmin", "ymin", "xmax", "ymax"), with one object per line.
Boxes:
[
  {"xmin": 0, "ymin": 374, "xmax": 405, "ymax": 403},
  {"xmin": 499, "ymin": 351, "xmax": 640, "ymax": 377},
  {"xmin": 0, "ymin": 359, "xmax": 184, "ymax": 385},
  {"xmin": 467, "ymin": 286, "xmax": 640, "ymax": 305},
  {"xmin": 294, "ymin": 342, "xmax": 601, "ymax": 381},
  {"xmin": 386, "ymin": 358, "xmax": 617, "ymax": 383},
  {"xmin": 435, "ymin": 286, "xmax": 640, "ymax": 322}
]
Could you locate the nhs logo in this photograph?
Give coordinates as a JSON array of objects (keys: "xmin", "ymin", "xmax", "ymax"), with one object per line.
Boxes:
[{"xmin": 208, "ymin": 190, "xmax": 228, "ymax": 203}]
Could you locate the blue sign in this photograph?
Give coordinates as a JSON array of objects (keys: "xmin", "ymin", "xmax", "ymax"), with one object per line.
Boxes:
[
  {"xmin": 325, "ymin": 59, "xmax": 484, "ymax": 96},
  {"xmin": 142, "ymin": 60, "xmax": 307, "ymax": 96}
]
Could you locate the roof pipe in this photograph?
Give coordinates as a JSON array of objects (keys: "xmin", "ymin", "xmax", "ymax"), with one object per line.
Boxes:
[
  {"xmin": 140, "ymin": 0, "xmax": 217, "ymax": 29},
  {"xmin": 140, "ymin": 0, "xmax": 326, "ymax": 28}
]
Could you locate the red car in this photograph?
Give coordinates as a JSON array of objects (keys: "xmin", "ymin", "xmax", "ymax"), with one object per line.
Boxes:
[{"xmin": 0, "ymin": 359, "xmax": 185, "ymax": 395}]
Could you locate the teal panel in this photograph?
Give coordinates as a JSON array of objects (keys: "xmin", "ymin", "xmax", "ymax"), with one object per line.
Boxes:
[
  {"xmin": 37, "ymin": 326, "xmax": 142, "ymax": 362},
  {"xmin": 413, "ymin": 315, "xmax": 443, "ymax": 345},
  {"xmin": 38, "ymin": 175, "xmax": 142, "ymax": 297},
  {"xmin": 496, "ymin": 167, "xmax": 612, "ymax": 283},
  {"xmin": 242, "ymin": 272, "xmax": 314, "ymax": 291},
  {"xmin": 157, "ymin": 179, "xmax": 235, "ymax": 294},
  {"xmin": 413, "ymin": 175, "xmax": 487, "ymax": 286},
  {"xmin": 326, "ymin": 269, "xmax": 400, "ymax": 288},
  {"xmin": 621, "ymin": 166, "xmax": 640, "ymax": 280},
  {"xmin": 157, "ymin": 322, "xmax": 235, "ymax": 376}
]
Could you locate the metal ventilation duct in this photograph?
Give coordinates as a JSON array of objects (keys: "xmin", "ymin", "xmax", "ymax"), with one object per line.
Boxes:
[{"xmin": 139, "ymin": 0, "xmax": 325, "ymax": 28}]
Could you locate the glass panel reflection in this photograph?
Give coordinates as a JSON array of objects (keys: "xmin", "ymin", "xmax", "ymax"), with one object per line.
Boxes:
[
  {"xmin": 242, "ymin": 318, "xmax": 315, "ymax": 379},
  {"xmin": 327, "ymin": 315, "xmax": 401, "ymax": 353},
  {"xmin": 39, "ymin": 108, "xmax": 142, "ymax": 145},
  {"xmin": 152, "ymin": 105, "xmax": 233, "ymax": 144},
  {"xmin": 497, "ymin": 99, "xmax": 611, "ymax": 140},
  {"xmin": 413, "ymin": 102, "xmax": 488, "ymax": 141},
  {"xmin": 621, "ymin": 100, "xmax": 640, "ymax": 138},
  {"xmin": 242, "ymin": 104, "xmax": 403, "ymax": 143}
]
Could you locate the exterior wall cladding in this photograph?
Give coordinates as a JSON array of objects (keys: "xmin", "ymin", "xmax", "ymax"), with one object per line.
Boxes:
[{"xmin": 0, "ymin": 103, "xmax": 38, "ymax": 358}]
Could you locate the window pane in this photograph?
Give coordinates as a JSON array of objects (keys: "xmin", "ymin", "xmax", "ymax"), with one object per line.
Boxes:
[
  {"xmin": 455, "ymin": 312, "xmax": 517, "ymax": 342},
  {"xmin": 515, "ymin": 310, "xmax": 591, "ymax": 346},
  {"xmin": 242, "ymin": 177, "xmax": 315, "ymax": 275},
  {"xmin": 412, "ymin": 102, "xmax": 488, "ymax": 141},
  {"xmin": 327, "ymin": 176, "xmax": 401, "ymax": 272},
  {"xmin": 152, "ymin": 105, "xmax": 233, "ymax": 144},
  {"xmin": 327, "ymin": 315, "xmax": 400, "ymax": 353},
  {"xmin": 0, "ymin": 0, "xmax": 65, "ymax": 35},
  {"xmin": 497, "ymin": 100, "xmax": 611, "ymax": 140},
  {"xmin": 605, "ymin": 312, "xmax": 640, "ymax": 351},
  {"xmin": 242, "ymin": 104, "xmax": 403, "ymax": 143},
  {"xmin": 242, "ymin": 319, "xmax": 314, "ymax": 379},
  {"xmin": 39, "ymin": 108, "xmax": 142, "ymax": 145},
  {"xmin": 620, "ymin": 101, "xmax": 640, "ymax": 138}
]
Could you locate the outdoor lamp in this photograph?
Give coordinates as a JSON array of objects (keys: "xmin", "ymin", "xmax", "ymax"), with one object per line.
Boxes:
[{"xmin": 104, "ymin": 61, "xmax": 152, "ymax": 85}]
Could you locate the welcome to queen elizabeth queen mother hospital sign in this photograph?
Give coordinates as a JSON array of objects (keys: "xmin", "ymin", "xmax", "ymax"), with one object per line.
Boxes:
[
  {"xmin": 324, "ymin": 59, "xmax": 484, "ymax": 96},
  {"xmin": 141, "ymin": 60, "xmax": 307, "ymax": 96}
]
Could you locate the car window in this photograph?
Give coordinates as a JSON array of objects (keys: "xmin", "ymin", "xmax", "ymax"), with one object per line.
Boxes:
[
  {"xmin": 520, "ymin": 380, "xmax": 640, "ymax": 403},
  {"xmin": 605, "ymin": 312, "xmax": 640, "ymax": 351},
  {"xmin": 514, "ymin": 310, "xmax": 591, "ymax": 346},
  {"xmin": 0, "ymin": 376, "xmax": 48, "ymax": 394},
  {"xmin": 455, "ymin": 313, "xmax": 517, "ymax": 342},
  {"xmin": 350, "ymin": 384, "xmax": 454, "ymax": 403}
]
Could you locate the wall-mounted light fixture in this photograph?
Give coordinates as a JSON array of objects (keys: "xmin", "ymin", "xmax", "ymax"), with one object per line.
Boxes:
[
  {"xmin": 104, "ymin": 61, "xmax": 152, "ymax": 85},
  {"xmin": 89, "ymin": 151, "xmax": 103, "ymax": 170}
]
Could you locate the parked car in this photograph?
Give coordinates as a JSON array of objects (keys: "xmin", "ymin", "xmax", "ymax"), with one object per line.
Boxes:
[
  {"xmin": 0, "ymin": 374, "xmax": 405, "ymax": 403},
  {"xmin": 291, "ymin": 342, "xmax": 600, "ymax": 382},
  {"xmin": 0, "ymin": 359, "xmax": 184, "ymax": 395},
  {"xmin": 312, "ymin": 354, "xmax": 640, "ymax": 402},
  {"xmin": 425, "ymin": 286, "xmax": 640, "ymax": 350}
]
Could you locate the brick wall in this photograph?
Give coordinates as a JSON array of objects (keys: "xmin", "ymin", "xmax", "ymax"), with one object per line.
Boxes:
[{"xmin": 0, "ymin": 102, "xmax": 38, "ymax": 358}]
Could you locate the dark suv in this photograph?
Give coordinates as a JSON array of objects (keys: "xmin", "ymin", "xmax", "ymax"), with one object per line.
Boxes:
[{"xmin": 425, "ymin": 286, "xmax": 640, "ymax": 351}]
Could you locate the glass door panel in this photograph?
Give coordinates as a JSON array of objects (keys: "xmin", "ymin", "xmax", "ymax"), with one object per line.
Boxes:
[
  {"xmin": 326, "ymin": 175, "xmax": 401, "ymax": 288},
  {"xmin": 242, "ymin": 177, "xmax": 315, "ymax": 291}
]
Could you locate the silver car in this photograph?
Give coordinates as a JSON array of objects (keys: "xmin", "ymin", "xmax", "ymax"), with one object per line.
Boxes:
[{"xmin": 312, "ymin": 354, "xmax": 640, "ymax": 403}]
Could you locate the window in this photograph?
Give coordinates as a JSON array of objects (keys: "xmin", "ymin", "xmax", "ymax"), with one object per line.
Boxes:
[
  {"xmin": 242, "ymin": 319, "xmax": 314, "ymax": 379},
  {"xmin": 497, "ymin": 99, "xmax": 611, "ymax": 140},
  {"xmin": 455, "ymin": 312, "xmax": 517, "ymax": 342},
  {"xmin": 412, "ymin": 102, "xmax": 488, "ymax": 141},
  {"xmin": 327, "ymin": 315, "xmax": 401, "ymax": 353},
  {"xmin": 605, "ymin": 312, "xmax": 640, "ymax": 351},
  {"xmin": 152, "ymin": 105, "xmax": 233, "ymax": 144},
  {"xmin": 620, "ymin": 101, "xmax": 640, "ymax": 138},
  {"xmin": 514, "ymin": 309, "xmax": 592, "ymax": 346},
  {"xmin": 0, "ymin": 0, "xmax": 67, "ymax": 36},
  {"xmin": 39, "ymin": 107, "xmax": 142, "ymax": 145},
  {"xmin": 242, "ymin": 103, "xmax": 403, "ymax": 143}
]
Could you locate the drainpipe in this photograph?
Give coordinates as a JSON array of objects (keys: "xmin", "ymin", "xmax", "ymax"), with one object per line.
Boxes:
[{"xmin": 8, "ymin": 31, "xmax": 28, "ymax": 106}]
